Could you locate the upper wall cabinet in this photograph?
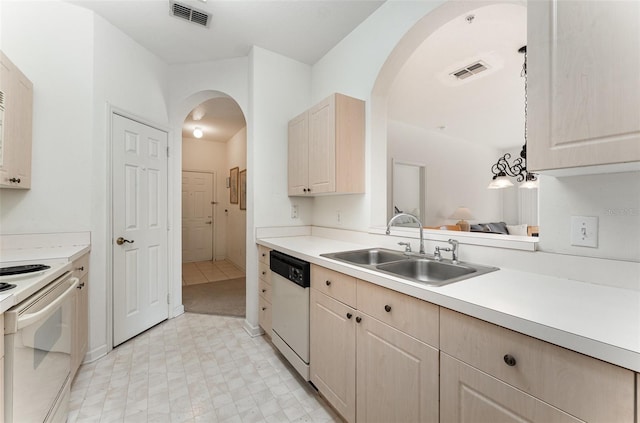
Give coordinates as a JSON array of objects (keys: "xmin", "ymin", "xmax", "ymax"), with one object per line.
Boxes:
[
  {"xmin": 527, "ymin": 1, "xmax": 640, "ymax": 173},
  {"xmin": 288, "ymin": 93, "xmax": 365, "ymax": 196},
  {"xmin": 0, "ymin": 51, "xmax": 33, "ymax": 189}
]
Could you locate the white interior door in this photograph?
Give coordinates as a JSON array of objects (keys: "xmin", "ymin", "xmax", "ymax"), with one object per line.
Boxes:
[
  {"xmin": 112, "ymin": 113, "xmax": 168, "ymax": 347},
  {"xmin": 182, "ymin": 171, "xmax": 214, "ymax": 262}
]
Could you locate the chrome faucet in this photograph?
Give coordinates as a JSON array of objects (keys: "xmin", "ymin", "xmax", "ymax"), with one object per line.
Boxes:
[
  {"xmin": 434, "ymin": 239, "xmax": 459, "ymax": 263},
  {"xmin": 386, "ymin": 213, "xmax": 425, "ymax": 255},
  {"xmin": 448, "ymin": 239, "xmax": 459, "ymax": 263}
]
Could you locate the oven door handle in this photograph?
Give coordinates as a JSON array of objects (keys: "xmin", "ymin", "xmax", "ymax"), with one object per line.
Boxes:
[{"xmin": 17, "ymin": 277, "xmax": 79, "ymax": 330}]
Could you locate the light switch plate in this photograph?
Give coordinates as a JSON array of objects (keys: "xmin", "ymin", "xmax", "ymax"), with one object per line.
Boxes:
[
  {"xmin": 570, "ymin": 216, "xmax": 598, "ymax": 248},
  {"xmin": 291, "ymin": 204, "xmax": 298, "ymax": 219}
]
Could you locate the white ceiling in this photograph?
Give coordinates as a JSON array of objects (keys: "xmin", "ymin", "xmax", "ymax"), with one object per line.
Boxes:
[
  {"xmin": 72, "ymin": 0, "xmax": 383, "ymax": 142},
  {"xmin": 72, "ymin": 0, "xmax": 384, "ymax": 65},
  {"xmin": 388, "ymin": 3, "xmax": 527, "ymax": 151}
]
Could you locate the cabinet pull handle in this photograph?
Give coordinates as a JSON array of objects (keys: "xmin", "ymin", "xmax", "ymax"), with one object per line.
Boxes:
[
  {"xmin": 76, "ymin": 282, "xmax": 85, "ymax": 289},
  {"xmin": 9, "ymin": 178, "xmax": 20, "ymax": 183},
  {"xmin": 384, "ymin": 305, "xmax": 391, "ymax": 312},
  {"xmin": 346, "ymin": 313, "xmax": 352, "ymax": 319},
  {"xmin": 325, "ymin": 280, "xmax": 331, "ymax": 286},
  {"xmin": 76, "ymin": 266, "xmax": 85, "ymax": 271},
  {"xmin": 355, "ymin": 316, "xmax": 362, "ymax": 323},
  {"xmin": 503, "ymin": 354, "xmax": 517, "ymax": 367}
]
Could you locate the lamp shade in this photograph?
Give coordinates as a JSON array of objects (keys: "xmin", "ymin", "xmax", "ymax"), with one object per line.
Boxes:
[
  {"xmin": 487, "ymin": 175, "xmax": 514, "ymax": 189},
  {"xmin": 449, "ymin": 207, "xmax": 474, "ymax": 221}
]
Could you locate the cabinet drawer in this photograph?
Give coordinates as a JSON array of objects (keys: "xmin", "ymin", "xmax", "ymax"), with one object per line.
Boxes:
[
  {"xmin": 73, "ymin": 253, "xmax": 89, "ymax": 279},
  {"xmin": 440, "ymin": 308, "xmax": 635, "ymax": 422},
  {"xmin": 258, "ymin": 245, "xmax": 270, "ymax": 265},
  {"xmin": 258, "ymin": 262, "xmax": 271, "ymax": 284},
  {"xmin": 356, "ymin": 280, "xmax": 438, "ymax": 347},
  {"xmin": 258, "ymin": 296, "xmax": 272, "ymax": 337},
  {"xmin": 311, "ymin": 265, "xmax": 356, "ymax": 307},
  {"xmin": 258, "ymin": 278, "xmax": 271, "ymax": 302}
]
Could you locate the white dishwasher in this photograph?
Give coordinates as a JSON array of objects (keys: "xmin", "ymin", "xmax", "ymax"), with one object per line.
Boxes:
[{"xmin": 270, "ymin": 250, "xmax": 311, "ymax": 380}]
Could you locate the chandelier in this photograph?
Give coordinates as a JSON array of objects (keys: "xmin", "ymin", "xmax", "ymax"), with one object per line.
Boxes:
[{"xmin": 488, "ymin": 46, "xmax": 538, "ymax": 190}]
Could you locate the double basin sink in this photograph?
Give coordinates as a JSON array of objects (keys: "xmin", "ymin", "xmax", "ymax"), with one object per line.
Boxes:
[{"xmin": 320, "ymin": 248, "xmax": 498, "ymax": 287}]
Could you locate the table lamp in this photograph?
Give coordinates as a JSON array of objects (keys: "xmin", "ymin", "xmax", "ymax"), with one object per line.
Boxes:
[{"xmin": 449, "ymin": 207, "xmax": 474, "ymax": 231}]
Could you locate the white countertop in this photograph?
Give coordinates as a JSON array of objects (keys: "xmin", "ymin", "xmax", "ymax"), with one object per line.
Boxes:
[
  {"xmin": 258, "ymin": 236, "xmax": 640, "ymax": 372},
  {"xmin": 0, "ymin": 243, "xmax": 90, "ymax": 313}
]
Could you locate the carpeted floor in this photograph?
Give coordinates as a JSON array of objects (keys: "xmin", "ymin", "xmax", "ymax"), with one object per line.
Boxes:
[{"xmin": 182, "ymin": 277, "xmax": 246, "ymax": 317}]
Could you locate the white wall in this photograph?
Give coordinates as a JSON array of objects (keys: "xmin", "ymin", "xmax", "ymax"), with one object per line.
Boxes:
[
  {"xmin": 247, "ymin": 46, "xmax": 313, "ymax": 332},
  {"xmin": 1, "ymin": 0, "xmax": 171, "ymax": 361},
  {"xmin": 226, "ymin": 127, "xmax": 247, "ymax": 270},
  {"xmin": 0, "ymin": 1, "xmax": 94, "ymax": 232},
  {"xmin": 310, "ymin": 1, "xmax": 446, "ymax": 231},
  {"xmin": 388, "ymin": 120, "xmax": 503, "ymax": 226},
  {"xmin": 309, "ymin": 0, "xmax": 638, "ymax": 265},
  {"xmin": 539, "ymin": 172, "xmax": 640, "ymax": 262},
  {"xmin": 182, "ymin": 137, "xmax": 229, "ymax": 260}
]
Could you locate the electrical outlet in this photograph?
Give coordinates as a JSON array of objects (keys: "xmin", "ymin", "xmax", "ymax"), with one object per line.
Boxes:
[
  {"xmin": 570, "ymin": 216, "xmax": 598, "ymax": 248},
  {"xmin": 291, "ymin": 204, "xmax": 298, "ymax": 219},
  {"xmin": 336, "ymin": 211, "xmax": 341, "ymax": 224}
]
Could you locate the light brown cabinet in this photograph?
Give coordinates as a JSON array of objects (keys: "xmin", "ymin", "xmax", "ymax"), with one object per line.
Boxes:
[
  {"xmin": 527, "ymin": 1, "xmax": 640, "ymax": 172},
  {"xmin": 257, "ymin": 245, "xmax": 272, "ymax": 336},
  {"xmin": 71, "ymin": 253, "xmax": 89, "ymax": 381},
  {"xmin": 0, "ymin": 51, "xmax": 33, "ymax": 189},
  {"xmin": 309, "ymin": 265, "xmax": 439, "ymax": 423},
  {"xmin": 288, "ymin": 93, "xmax": 365, "ymax": 196},
  {"xmin": 440, "ymin": 308, "xmax": 635, "ymax": 422}
]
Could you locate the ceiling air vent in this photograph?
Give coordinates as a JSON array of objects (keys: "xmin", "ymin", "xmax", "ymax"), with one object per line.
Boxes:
[
  {"xmin": 170, "ymin": 1, "xmax": 211, "ymax": 28},
  {"xmin": 451, "ymin": 61, "xmax": 489, "ymax": 80}
]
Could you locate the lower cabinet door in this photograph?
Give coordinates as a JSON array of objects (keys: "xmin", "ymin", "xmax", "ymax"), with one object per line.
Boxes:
[
  {"xmin": 310, "ymin": 289, "xmax": 356, "ymax": 423},
  {"xmin": 440, "ymin": 353, "xmax": 583, "ymax": 423},
  {"xmin": 356, "ymin": 314, "xmax": 439, "ymax": 423},
  {"xmin": 258, "ymin": 295, "xmax": 272, "ymax": 336}
]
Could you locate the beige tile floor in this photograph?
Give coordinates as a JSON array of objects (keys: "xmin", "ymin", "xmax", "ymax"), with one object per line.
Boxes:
[
  {"xmin": 68, "ymin": 313, "xmax": 342, "ymax": 423},
  {"xmin": 182, "ymin": 260, "xmax": 245, "ymax": 286}
]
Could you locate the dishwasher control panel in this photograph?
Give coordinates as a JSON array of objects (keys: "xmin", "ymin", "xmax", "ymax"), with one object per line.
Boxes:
[{"xmin": 270, "ymin": 250, "xmax": 310, "ymax": 288}]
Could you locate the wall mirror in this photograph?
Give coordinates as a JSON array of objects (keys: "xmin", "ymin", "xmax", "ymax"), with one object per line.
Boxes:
[{"xmin": 385, "ymin": 3, "xmax": 538, "ymax": 243}]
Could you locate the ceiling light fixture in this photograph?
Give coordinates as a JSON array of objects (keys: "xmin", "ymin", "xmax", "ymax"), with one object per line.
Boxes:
[
  {"xmin": 193, "ymin": 127, "xmax": 203, "ymax": 139},
  {"xmin": 488, "ymin": 46, "xmax": 538, "ymax": 190}
]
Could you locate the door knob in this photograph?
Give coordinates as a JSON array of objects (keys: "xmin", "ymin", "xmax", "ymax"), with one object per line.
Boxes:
[{"xmin": 116, "ymin": 237, "xmax": 134, "ymax": 245}]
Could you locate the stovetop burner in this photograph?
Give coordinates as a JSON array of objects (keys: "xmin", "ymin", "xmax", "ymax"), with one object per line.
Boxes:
[
  {"xmin": 0, "ymin": 283, "xmax": 16, "ymax": 292},
  {"xmin": 0, "ymin": 264, "xmax": 51, "ymax": 276}
]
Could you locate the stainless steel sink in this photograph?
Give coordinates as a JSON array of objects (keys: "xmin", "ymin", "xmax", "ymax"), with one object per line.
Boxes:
[
  {"xmin": 321, "ymin": 248, "xmax": 410, "ymax": 266},
  {"xmin": 321, "ymin": 248, "xmax": 498, "ymax": 286}
]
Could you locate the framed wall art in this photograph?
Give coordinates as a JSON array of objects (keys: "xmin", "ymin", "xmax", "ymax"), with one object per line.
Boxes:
[
  {"xmin": 230, "ymin": 167, "xmax": 239, "ymax": 204},
  {"xmin": 239, "ymin": 169, "xmax": 247, "ymax": 210}
]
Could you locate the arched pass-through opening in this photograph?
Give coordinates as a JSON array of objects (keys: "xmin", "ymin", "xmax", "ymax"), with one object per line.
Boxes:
[
  {"xmin": 173, "ymin": 90, "xmax": 248, "ymax": 318},
  {"xmin": 370, "ymin": 0, "xmax": 525, "ymax": 228}
]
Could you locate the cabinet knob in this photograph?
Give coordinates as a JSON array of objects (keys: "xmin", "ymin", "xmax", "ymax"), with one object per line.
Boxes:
[
  {"xmin": 384, "ymin": 305, "xmax": 392, "ymax": 312},
  {"xmin": 9, "ymin": 178, "xmax": 20, "ymax": 183},
  {"xmin": 262, "ymin": 253, "xmax": 266, "ymax": 257},
  {"xmin": 76, "ymin": 266, "xmax": 85, "ymax": 271},
  {"xmin": 355, "ymin": 316, "xmax": 362, "ymax": 323},
  {"xmin": 503, "ymin": 354, "xmax": 517, "ymax": 367},
  {"xmin": 325, "ymin": 280, "xmax": 331, "ymax": 286},
  {"xmin": 346, "ymin": 313, "xmax": 352, "ymax": 319},
  {"xmin": 262, "ymin": 307, "xmax": 267, "ymax": 311},
  {"xmin": 303, "ymin": 188, "xmax": 308, "ymax": 192},
  {"xmin": 261, "ymin": 271, "xmax": 266, "ymax": 276},
  {"xmin": 76, "ymin": 282, "xmax": 85, "ymax": 289},
  {"xmin": 261, "ymin": 289, "xmax": 266, "ymax": 293}
]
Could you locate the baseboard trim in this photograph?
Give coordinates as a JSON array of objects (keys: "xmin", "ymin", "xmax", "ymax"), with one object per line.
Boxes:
[
  {"xmin": 172, "ymin": 304, "xmax": 185, "ymax": 318},
  {"xmin": 84, "ymin": 344, "xmax": 108, "ymax": 364},
  {"xmin": 243, "ymin": 319, "xmax": 263, "ymax": 337}
]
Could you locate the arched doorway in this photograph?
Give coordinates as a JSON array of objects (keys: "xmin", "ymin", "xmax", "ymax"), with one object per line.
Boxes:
[{"xmin": 179, "ymin": 92, "xmax": 248, "ymax": 317}]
